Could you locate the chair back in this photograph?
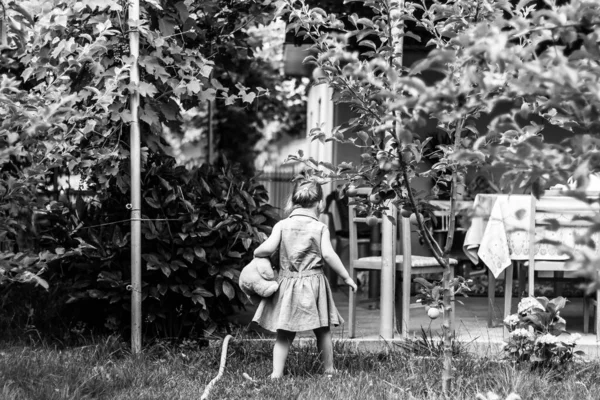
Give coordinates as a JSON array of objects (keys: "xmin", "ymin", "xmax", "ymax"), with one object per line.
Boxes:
[
  {"xmin": 347, "ymin": 188, "xmax": 399, "ymax": 267},
  {"xmin": 528, "ymin": 194, "xmax": 598, "ymax": 277},
  {"xmin": 429, "ymin": 200, "xmax": 473, "ymax": 233},
  {"xmin": 348, "ymin": 188, "xmax": 374, "ymax": 266}
]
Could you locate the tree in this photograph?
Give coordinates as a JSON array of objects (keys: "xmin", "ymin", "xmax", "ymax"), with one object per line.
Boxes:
[
  {"xmin": 0, "ymin": 0, "xmax": 272, "ymax": 271},
  {"xmin": 460, "ymin": 0, "xmax": 600, "ymax": 292},
  {"xmin": 279, "ymin": 0, "xmax": 600, "ymax": 393},
  {"xmin": 0, "ymin": 0, "xmax": 282, "ymax": 337}
]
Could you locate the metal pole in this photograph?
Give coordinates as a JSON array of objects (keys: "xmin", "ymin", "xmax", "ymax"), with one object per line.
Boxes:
[
  {"xmin": 207, "ymin": 100, "xmax": 214, "ymax": 163},
  {"xmin": 380, "ymin": 202, "xmax": 397, "ymax": 339},
  {"xmin": 129, "ymin": 0, "xmax": 142, "ymax": 354},
  {"xmin": 1, "ymin": 2, "xmax": 8, "ymax": 47},
  {"xmin": 391, "ymin": 0, "xmax": 405, "ymax": 339}
]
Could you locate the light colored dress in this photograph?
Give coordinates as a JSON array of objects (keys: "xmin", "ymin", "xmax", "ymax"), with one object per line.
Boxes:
[{"xmin": 252, "ymin": 208, "xmax": 344, "ymax": 332}]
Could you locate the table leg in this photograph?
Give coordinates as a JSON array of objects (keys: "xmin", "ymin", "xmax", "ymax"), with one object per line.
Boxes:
[
  {"xmin": 487, "ymin": 270, "xmax": 496, "ymax": 328},
  {"xmin": 517, "ymin": 262, "xmax": 526, "ymax": 298}
]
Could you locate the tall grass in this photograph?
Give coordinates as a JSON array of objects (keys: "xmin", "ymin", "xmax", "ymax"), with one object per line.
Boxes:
[{"xmin": 1, "ymin": 335, "xmax": 599, "ymax": 400}]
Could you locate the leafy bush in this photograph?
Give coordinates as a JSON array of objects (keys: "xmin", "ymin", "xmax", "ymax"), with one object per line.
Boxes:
[
  {"xmin": 503, "ymin": 296, "xmax": 583, "ymax": 368},
  {"xmin": 0, "ymin": 154, "xmax": 279, "ymax": 340}
]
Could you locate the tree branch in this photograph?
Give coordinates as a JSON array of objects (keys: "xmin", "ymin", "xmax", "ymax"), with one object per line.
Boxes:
[
  {"xmin": 443, "ymin": 118, "xmax": 464, "ymax": 258},
  {"xmin": 397, "ymin": 147, "xmax": 448, "ymax": 268}
]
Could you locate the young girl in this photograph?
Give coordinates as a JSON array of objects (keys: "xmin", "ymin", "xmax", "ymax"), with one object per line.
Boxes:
[{"xmin": 252, "ymin": 180, "xmax": 357, "ymax": 379}]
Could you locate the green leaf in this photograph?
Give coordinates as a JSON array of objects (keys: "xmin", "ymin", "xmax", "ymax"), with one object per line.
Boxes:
[
  {"xmin": 164, "ymin": 193, "xmax": 177, "ymax": 205},
  {"xmin": 357, "ymin": 131, "xmax": 369, "ymax": 143},
  {"xmin": 112, "ymin": 226, "xmax": 127, "ymax": 248},
  {"xmin": 145, "ymin": 197, "xmax": 161, "ymax": 208},
  {"xmin": 143, "ymin": 253, "xmax": 161, "ymax": 270},
  {"xmin": 414, "ymin": 277, "xmax": 434, "ymax": 289},
  {"xmin": 21, "ymin": 67, "xmax": 33, "ymax": 82},
  {"xmin": 140, "ymin": 106, "xmax": 160, "ymax": 127},
  {"xmin": 194, "ymin": 246, "xmax": 206, "ymax": 260},
  {"xmin": 549, "ymin": 296, "xmax": 567, "ymax": 311},
  {"xmin": 158, "ymin": 17, "xmax": 176, "ymax": 36},
  {"xmin": 174, "ymin": 1, "xmax": 189, "ymax": 21},
  {"xmin": 158, "ymin": 283, "xmax": 168, "ymax": 296},
  {"xmin": 192, "ymin": 295, "xmax": 207, "ymax": 308},
  {"xmin": 158, "ymin": 176, "xmax": 172, "ymax": 190},
  {"xmin": 188, "ymin": 79, "xmax": 202, "ymax": 94},
  {"xmin": 193, "ymin": 286, "xmax": 214, "ymax": 298},
  {"xmin": 222, "ymin": 280, "xmax": 235, "ymax": 300},
  {"xmin": 138, "ymin": 82, "xmax": 158, "ymax": 97},
  {"xmin": 404, "ymin": 31, "xmax": 421, "ymax": 42},
  {"xmin": 183, "ymin": 248, "xmax": 194, "ymax": 264},
  {"xmin": 200, "ymin": 88, "xmax": 217, "ymax": 102},
  {"xmin": 359, "ymin": 40, "xmax": 377, "ymax": 50},
  {"xmin": 160, "ymin": 265, "xmax": 171, "ymax": 277},
  {"xmin": 241, "ymin": 91, "xmax": 256, "ymax": 104},
  {"xmin": 200, "ymin": 65, "xmax": 213, "ymax": 78}
]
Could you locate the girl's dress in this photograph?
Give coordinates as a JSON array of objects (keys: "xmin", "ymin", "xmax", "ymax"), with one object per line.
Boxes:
[{"xmin": 253, "ymin": 208, "xmax": 344, "ymax": 332}]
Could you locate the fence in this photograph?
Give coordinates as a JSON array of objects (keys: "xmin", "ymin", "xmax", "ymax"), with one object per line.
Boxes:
[{"xmin": 255, "ymin": 170, "xmax": 296, "ymax": 218}]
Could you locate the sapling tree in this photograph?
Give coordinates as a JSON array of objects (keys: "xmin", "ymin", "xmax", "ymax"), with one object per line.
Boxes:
[
  {"xmin": 459, "ymin": 0, "xmax": 600, "ymax": 295},
  {"xmin": 279, "ymin": 0, "xmax": 509, "ymax": 391}
]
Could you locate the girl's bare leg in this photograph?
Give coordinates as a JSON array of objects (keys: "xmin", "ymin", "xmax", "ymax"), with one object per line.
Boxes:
[
  {"xmin": 272, "ymin": 329, "xmax": 296, "ymax": 378},
  {"xmin": 314, "ymin": 326, "xmax": 334, "ymax": 374}
]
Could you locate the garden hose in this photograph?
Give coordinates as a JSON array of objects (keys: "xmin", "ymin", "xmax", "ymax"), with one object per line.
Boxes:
[{"xmin": 201, "ymin": 334, "xmax": 233, "ymax": 400}]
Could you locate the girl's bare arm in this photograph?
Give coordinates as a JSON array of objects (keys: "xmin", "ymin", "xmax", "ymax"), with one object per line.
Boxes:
[
  {"xmin": 321, "ymin": 228, "xmax": 357, "ymax": 291},
  {"xmin": 254, "ymin": 222, "xmax": 282, "ymax": 258}
]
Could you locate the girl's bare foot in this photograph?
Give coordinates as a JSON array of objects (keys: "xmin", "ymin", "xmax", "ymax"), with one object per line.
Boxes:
[{"xmin": 270, "ymin": 373, "xmax": 283, "ymax": 379}]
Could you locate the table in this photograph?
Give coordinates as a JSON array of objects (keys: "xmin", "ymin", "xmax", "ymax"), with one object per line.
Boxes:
[
  {"xmin": 462, "ymin": 193, "xmax": 600, "ymax": 327},
  {"xmin": 463, "ymin": 193, "xmax": 599, "ymax": 278}
]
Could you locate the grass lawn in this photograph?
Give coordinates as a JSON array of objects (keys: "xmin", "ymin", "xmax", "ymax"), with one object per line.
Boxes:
[{"xmin": 1, "ymin": 335, "xmax": 599, "ymax": 400}]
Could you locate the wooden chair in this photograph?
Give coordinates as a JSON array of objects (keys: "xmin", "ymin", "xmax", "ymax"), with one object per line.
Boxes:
[
  {"xmin": 323, "ymin": 191, "xmax": 371, "ymax": 289},
  {"xmin": 522, "ymin": 194, "xmax": 600, "ymax": 340},
  {"xmin": 347, "ymin": 190, "xmax": 458, "ymax": 338}
]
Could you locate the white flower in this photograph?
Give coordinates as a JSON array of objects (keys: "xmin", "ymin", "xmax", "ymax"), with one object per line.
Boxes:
[
  {"xmin": 504, "ymin": 314, "xmax": 520, "ymax": 327},
  {"xmin": 510, "ymin": 328, "xmax": 534, "ymax": 340},
  {"xmin": 564, "ymin": 333, "xmax": 582, "ymax": 345},
  {"xmin": 518, "ymin": 297, "xmax": 545, "ymax": 315},
  {"xmin": 535, "ymin": 333, "xmax": 559, "ymax": 345}
]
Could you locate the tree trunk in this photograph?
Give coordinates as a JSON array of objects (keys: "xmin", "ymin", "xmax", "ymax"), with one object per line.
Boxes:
[{"xmin": 441, "ymin": 118, "xmax": 464, "ymax": 393}]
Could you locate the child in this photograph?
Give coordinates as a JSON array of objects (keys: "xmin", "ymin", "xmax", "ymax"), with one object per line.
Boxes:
[{"xmin": 252, "ymin": 180, "xmax": 357, "ymax": 379}]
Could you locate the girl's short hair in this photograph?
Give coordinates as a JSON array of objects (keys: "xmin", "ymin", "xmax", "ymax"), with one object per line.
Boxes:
[{"xmin": 284, "ymin": 180, "xmax": 323, "ymax": 215}]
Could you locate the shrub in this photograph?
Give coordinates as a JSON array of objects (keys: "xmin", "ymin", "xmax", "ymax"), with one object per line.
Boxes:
[
  {"xmin": 503, "ymin": 296, "xmax": 583, "ymax": 368},
  {"xmin": 0, "ymin": 154, "xmax": 279, "ymax": 341}
]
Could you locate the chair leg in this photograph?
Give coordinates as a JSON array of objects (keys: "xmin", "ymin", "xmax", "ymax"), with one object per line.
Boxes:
[
  {"xmin": 596, "ymin": 290, "xmax": 600, "ymax": 341},
  {"xmin": 487, "ymin": 270, "xmax": 496, "ymax": 328},
  {"xmin": 584, "ymin": 295, "xmax": 590, "ymax": 334},
  {"xmin": 528, "ymin": 270, "xmax": 535, "ymax": 298},
  {"xmin": 394, "ymin": 274, "xmax": 402, "ymax": 337},
  {"xmin": 348, "ymin": 268, "xmax": 358, "ymax": 338},
  {"xmin": 401, "ymin": 269, "xmax": 411, "ymax": 338}
]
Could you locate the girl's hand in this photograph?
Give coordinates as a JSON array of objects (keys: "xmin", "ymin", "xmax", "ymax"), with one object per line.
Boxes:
[{"xmin": 344, "ymin": 277, "xmax": 357, "ymax": 292}]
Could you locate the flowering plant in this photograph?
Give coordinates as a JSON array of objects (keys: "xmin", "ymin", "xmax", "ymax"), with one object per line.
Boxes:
[{"xmin": 503, "ymin": 296, "xmax": 584, "ymax": 367}]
